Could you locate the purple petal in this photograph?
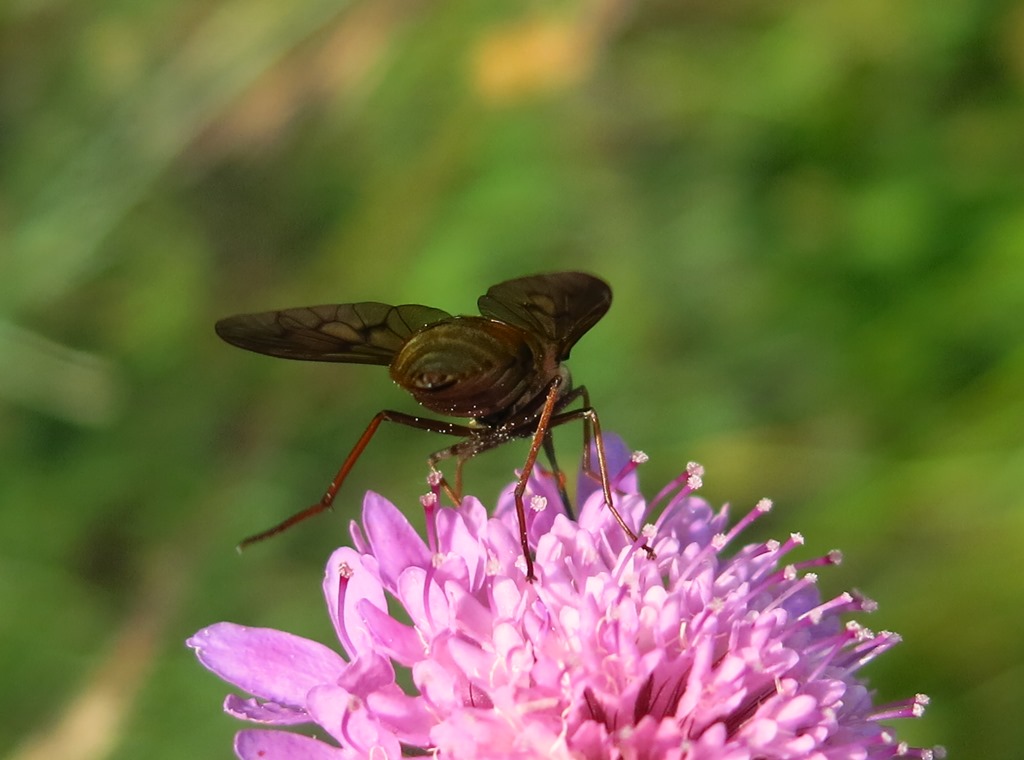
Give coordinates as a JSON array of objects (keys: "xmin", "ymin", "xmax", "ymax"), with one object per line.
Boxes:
[
  {"xmin": 577, "ymin": 488, "xmax": 645, "ymax": 538},
  {"xmin": 358, "ymin": 599, "xmax": 425, "ymax": 665},
  {"xmin": 336, "ymin": 652, "xmax": 395, "ymax": 695},
  {"xmin": 188, "ymin": 623, "xmax": 346, "ymax": 707},
  {"xmin": 361, "ymin": 491, "xmax": 431, "ymax": 589},
  {"xmin": 492, "ymin": 469, "xmax": 565, "ymax": 549},
  {"xmin": 446, "ymin": 583, "xmax": 497, "ymax": 642},
  {"xmin": 525, "ymin": 487, "xmax": 563, "ymax": 547},
  {"xmin": 454, "ymin": 495, "xmax": 488, "ymax": 537},
  {"xmin": 348, "ymin": 519, "xmax": 368, "ymax": 553},
  {"xmin": 577, "ymin": 431, "xmax": 634, "ymax": 505},
  {"xmin": 396, "ymin": 566, "xmax": 450, "ymax": 632},
  {"xmin": 434, "ymin": 507, "xmax": 488, "ymax": 585},
  {"xmin": 488, "ymin": 575, "xmax": 525, "ymax": 619},
  {"xmin": 482, "ymin": 514, "xmax": 524, "ymax": 575},
  {"xmin": 442, "ymin": 634, "xmax": 495, "ymax": 683},
  {"xmin": 323, "ymin": 547, "xmax": 387, "ymax": 659},
  {"xmin": 234, "ymin": 729, "xmax": 348, "ymax": 760},
  {"xmin": 223, "ymin": 695, "xmax": 309, "ymax": 724},
  {"xmin": 365, "ymin": 688, "xmax": 435, "ymax": 746},
  {"xmin": 306, "ymin": 683, "xmax": 403, "ymax": 757}
]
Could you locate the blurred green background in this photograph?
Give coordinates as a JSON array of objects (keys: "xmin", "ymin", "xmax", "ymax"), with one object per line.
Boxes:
[{"xmin": 2, "ymin": 0, "xmax": 1022, "ymax": 757}]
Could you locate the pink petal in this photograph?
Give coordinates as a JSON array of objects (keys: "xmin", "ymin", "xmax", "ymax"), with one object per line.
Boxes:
[
  {"xmin": 741, "ymin": 717, "xmax": 780, "ymax": 746},
  {"xmin": 324, "ymin": 547, "xmax": 387, "ymax": 659},
  {"xmin": 188, "ymin": 623, "xmax": 346, "ymax": 706},
  {"xmin": 774, "ymin": 692, "xmax": 819, "ymax": 727},
  {"xmin": 361, "ymin": 491, "xmax": 430, "ymax": 588}
]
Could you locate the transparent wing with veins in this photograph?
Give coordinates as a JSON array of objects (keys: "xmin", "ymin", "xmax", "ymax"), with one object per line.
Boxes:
[
  {"xmin": 477, "ymin": 272, "xmax": 611, "ymax": 360},
  {"xmin": 215, "ymin": 302, "xmax": 451, "ymax": 365}
]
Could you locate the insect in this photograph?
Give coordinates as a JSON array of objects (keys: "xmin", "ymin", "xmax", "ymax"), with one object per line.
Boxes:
[{"xmin": 216, "ymin": 271, "xmax": 640, "ymax": 580}]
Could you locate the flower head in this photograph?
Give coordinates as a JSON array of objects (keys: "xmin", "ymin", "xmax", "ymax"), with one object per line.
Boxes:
[{"xmin": 189, "ymin": 436, "xmax": 939, "ymax": 759}]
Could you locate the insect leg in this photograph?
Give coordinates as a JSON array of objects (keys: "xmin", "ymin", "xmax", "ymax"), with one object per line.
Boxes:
[
  {"xmin": 424, "ymin": 439, "xmax": 485, "ymax": 506},
  {"xmin": 548, "ymin": 404, "xmax": 655, "ymax": 560},
  {"xmin": 579, "ymin": 386, "xmax": 594, "ymax": 476},
  {"xmin": 541, "ymin": 431, "xmax": 574, "ymax": 520},
  {"xmin": 238, "ymin": 410, "xmax": 474, "ymax": 549},
  {"xmin": 453, "ymin": 456, "xmax": 466, "ymax": 503},
  {"xmin": 513, "ymin": 377, "xmax": 565, "ymax": 582},
  {"xmin": 539, "ymin": 383, "xmax": 593, "ymax": 483}
]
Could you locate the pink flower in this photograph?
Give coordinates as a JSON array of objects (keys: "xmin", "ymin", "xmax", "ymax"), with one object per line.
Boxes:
[{"xmin": 188, "ymin": 436, "xmax": 940, "ymax": 759}]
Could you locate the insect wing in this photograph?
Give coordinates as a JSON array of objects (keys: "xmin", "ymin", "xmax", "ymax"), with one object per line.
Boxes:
[
  {"xmin": 477, "ymin": 272, "xmax": 611, "ymax": 359},
  {"xmin": 215, "ymin": 302, "xmax": 451, "ymax": 364}
]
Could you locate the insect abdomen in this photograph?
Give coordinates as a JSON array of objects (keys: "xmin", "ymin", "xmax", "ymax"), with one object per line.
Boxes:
[{"xmin": 390, "ymin": 317, "xmax": 540, "ymax": 418}]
